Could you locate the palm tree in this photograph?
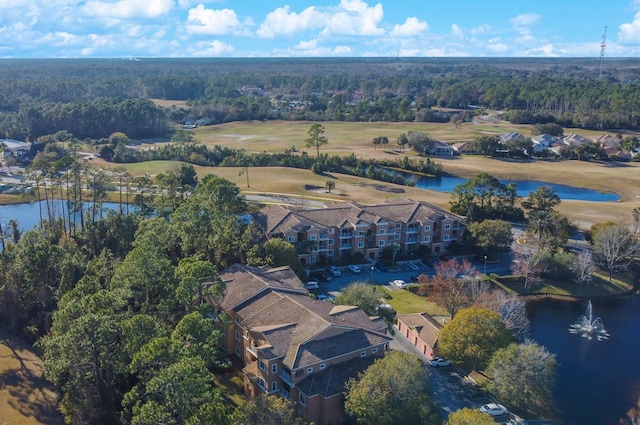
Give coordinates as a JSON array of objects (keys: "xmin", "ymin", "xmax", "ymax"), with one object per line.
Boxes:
[{"xmin": 527, "ymin": 210, "xmax": 556, "ymax": 249}]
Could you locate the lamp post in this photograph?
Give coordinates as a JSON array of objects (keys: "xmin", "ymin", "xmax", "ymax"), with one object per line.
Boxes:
[
  {"xmin": 370, "ymin": 266, "xmax": 375, "ymax": 283},
  {"xmin": 483, "ymin": 255, "xmax": 488, "ymax": 277}
]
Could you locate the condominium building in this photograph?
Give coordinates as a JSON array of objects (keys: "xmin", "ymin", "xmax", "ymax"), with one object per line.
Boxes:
[
  {"xmin": 254, "ymin": 198, "xmax": 464, "ymax": 266},
  {"xmin": 207, "ymin": 263, "xmax": 391, "ymax": 425}
]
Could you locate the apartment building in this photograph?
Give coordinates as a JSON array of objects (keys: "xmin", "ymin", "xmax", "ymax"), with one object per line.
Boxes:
[
  {"xmin": 208, "ymin": 263, "xmax": 391, "ymax": 425},
  {"xmin": 254, "ymin": 198, "xmax": 464, "ymax": 266}
]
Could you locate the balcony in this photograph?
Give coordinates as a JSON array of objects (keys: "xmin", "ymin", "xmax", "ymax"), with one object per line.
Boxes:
[
  {"xmin": 280, "ymin": 370, "xmax": 294, "ymax": 386},
  {"xmin": 280, "ymin": 388, "xmax": 291, "ymax": 400},
  {"xmin": 247, "ymin": 344, "xmax": 258, "ymax": 357},
  {"xmin": 340, "ymin": 243, "xmax": 353, "ymax": 250},
  {"xmin": 405, "ymin": 227, "xmax": 419, "ymax": 234},
  {"xmin": 340, "ymin": 231, "xmax": 354, "ymax": 239}
]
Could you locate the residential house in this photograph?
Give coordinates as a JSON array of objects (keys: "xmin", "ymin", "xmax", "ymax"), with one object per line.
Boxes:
[
  {"xmin": 499, "ymin": 132, "xmax": 525, "ymax": 144},
  {"xmin": 595, "ymin": 134, "xmax": 630, "ymax": 159},
  {"xmin": 562, "ymin": 132, "xmax": 592, "ymax": 147},
  {"xmin": 396, "ymin": 313, "xmax": 443, "ymax": 359},
  {"xmin": 452, "ymin": 141, "xmax": 476, "ymax": 154},
  {"xmin": 0, "ymin": 139, "xmax": 31, "ymax": 158},
  {"xmin": 531, "ymin": 134, "xmax": 557, "ymax": 153},
  {"xmin": 253, "ymin": 199, "xmax": 464, "ymax": 266},
  {"xmin": 208, "ymin": 263, "xmax": 391, "ymax": 425},
  {"xmin": 428, "ymin": 141, "xmax": 453, "ymax": 156},
  {"xmin": 195, "ymin": 117, "xmax": 212, "ymax": 127}
]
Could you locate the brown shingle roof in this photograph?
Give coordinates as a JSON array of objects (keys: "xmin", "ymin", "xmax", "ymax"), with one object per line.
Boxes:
[
  {"xmin": 396, "ymin": 313, "xmax": 442, "ymax": 349},
  {"xmin": 296, "ymin": 357, "xmax": 376, "ymax": 398}
]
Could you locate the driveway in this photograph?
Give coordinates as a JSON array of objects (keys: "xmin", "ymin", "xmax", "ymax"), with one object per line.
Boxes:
[{"xmin": 391, "ymin": 327, "xmax": 515, "ymax": 424}]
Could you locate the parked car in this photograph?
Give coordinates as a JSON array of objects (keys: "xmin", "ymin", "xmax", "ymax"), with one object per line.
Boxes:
[
  {"xmin": 303, "ymin": 281, "xmax": 319, "ymax": 290},
  {"xmin": 309, "ymin": 271, "xmax": 331, "ymax": 282},
  {"xmin": 479, "ymin": 403, "xmax": 508, "ymax": 417},
  {"xmin": 428, "ymin": 357, "xmax": 452, "ymax": 367},
  {"xmin": 326, "ymin": 265, "xmax": 341, "ymax": 276},
  {"xmin": 374, "ymin": 262, "xmax": 388, "ymax": 272},
  {"xmin": 410, "ymin": 274, "xmax": 420, "ymax": 283},
  {"xmin": 462, "ymin": 386, "xmax": 487, "ymax": 399},
  {"xmin": 316, "ymin": 293, "xmax": 327, "ymax": 301},
  {"xmin": 348, "ymin": 265, "xmax": 362, "ymax": 274},
  {"xmin": 391, "ymin": 279, "xmax": 406, "ymax": 289}
]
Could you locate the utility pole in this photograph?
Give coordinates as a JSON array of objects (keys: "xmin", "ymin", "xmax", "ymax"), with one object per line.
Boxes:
[{"xmin": 598, "ymin": 26, "xmax": 607, "ymax": 79}]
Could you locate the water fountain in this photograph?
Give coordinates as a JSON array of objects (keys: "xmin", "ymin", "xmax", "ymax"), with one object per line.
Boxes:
[{"xmin": 569, "ymin": 300, "xmax": 609, "ymax": 340}]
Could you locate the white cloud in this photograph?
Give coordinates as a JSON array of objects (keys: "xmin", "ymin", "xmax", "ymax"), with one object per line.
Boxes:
[
  {"xmin": 450, "ymin": 24, "xmax": 463, "ymax": 39},
  {"xmin": 190, "ymin": 40, "xmax": 234, "ymax": 57},
  {"xmin": 390, "ymin": 17, "xmax": 428, "ymax": 37},
  {"xmin": 619, "ymin": 2, "xmax": 640, "ymax": 44},
  {"xmin": 525, "ymin": 43, "xmax": 559, "ymax": 57},
  {"xmin": 185, "ymin": 5, "xmax": 248, "ymax": 36},
  {"xmin": 82, "ymin": 0, "xmax": 173, "ymax": 19},
  {"xmin": 470, "ymin": 24, "xmax": 491, "ymax": 36},
  {"xmin": 323, "ymin": 0, "xmax": 385, "ymax": 36},
  {"xmin": 257, "ymin": 5, "xmax": 324, "ymax": 38},
  {"xmin": 288, "ymin": 38, "xmax": 353, "ymax": 56},
  {"xmin": 509, "ymin": 13, "xmax": 540, "ymax": 36},
  {"xmin": 487, "ymin": 38, "xmax": 508, "ymax": 53}
]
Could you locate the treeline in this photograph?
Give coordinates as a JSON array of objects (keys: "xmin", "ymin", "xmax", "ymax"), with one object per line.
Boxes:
[
  {"xmin": 1, "ymin": 58, "xmax": 640, "ymax": 141},
  {"xmin": 0, "ymin": 175, "xmax": 309, "ymax": 424}
]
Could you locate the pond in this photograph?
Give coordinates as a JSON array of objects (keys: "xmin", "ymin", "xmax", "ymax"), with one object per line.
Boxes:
[
  {"xmin": 0, "ymin": 200, "xmax": 126, "ymax": 232},
  {"xmin": 415, "ymin": 175, "xmax": 620, "ymax": 202},
  {"xmin": 527, "ymin": 297, "xmax": 640, "ymax": 425}
]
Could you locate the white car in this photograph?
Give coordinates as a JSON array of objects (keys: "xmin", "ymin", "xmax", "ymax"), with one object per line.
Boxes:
[
  {"xmin": 326, "ymin": 266, "xmax": 341, "ymax": 276},
  {"xmin": 348, "ymin": 265, "xmax": 362, "ymax": 274},
  {"xmin": 479, "ymin": 403, "xmax": 508, "ymax": 417},
  {"xmin": 391, "ymin": 279, "xmax": 406, "ymax": 288},
  {"xmin": 303, "ymin": 281, "xmax": 319, "ymax": 289},
  {"xmin": 428, "ymin": 357, "xmax": 452, "ymax": 367}
]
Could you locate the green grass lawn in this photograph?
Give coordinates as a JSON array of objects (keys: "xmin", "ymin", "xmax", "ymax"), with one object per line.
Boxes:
[
  {"xmin": 212, "ymin": 370, "xmax": 247, "ymax": 409},
  {"xmin": 493, "ymin": 269, "xmax": 635, "ymax": 298},
  {"xmin": 378, "ymin": 285, "xmax": 449, "ymax": 316}
]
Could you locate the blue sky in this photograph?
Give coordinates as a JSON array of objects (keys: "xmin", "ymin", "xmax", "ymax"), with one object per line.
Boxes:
[{"xmin": 1, "ymin": 0, "xmax": 639, "ymax": 58}]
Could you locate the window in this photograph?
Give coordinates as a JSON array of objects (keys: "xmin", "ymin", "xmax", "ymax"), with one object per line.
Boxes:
[
  {"xmin": 360, "ymin": 351, "xmax": 366, "ymax": 358},
  {"xmin": 395, "ymin": 223, "xmax": 401, "ymax": 228},
  {"xmin": 288, "ymin": 235, "xmax": 295, "ymax": 243},
  {"xmin": 258, "ymin": 377, "xmax": 266, "ymax": 390},
  {"xmin": 329, "ymin": 250, "xmax": 334, "ymax": 256},
  {"xmin": 424, "ymin": 236, "xmax": 430, "ymax": 243},
  {"xmin": 307, "ymin": 367, "xmax": 313, "ymax": 374},
  {"xmin": 310, "ymin": 256, "xmax": 316, "ymax": 263},
  {"xmin": 310, "ymin": 234, "xmax": 316, "ymax": 241},
  {"xmin": 271, "ymin": 364, "xmax": 277, "ymax": 374},
  {"xmin": 328, "ymin": 228, "xmax": 334, "ymax": 234},
  {"xmin": 259, "ymin": 359, "xmax": 266, "ymax": 372},
  {"xmin": 299, "ymin": 393, "xmax": 307, "ymax": 406},
  {"xmin": 372, "ymin": 348, "xmax": 378, "ymax": 354},
  {"xmin": 358, "ymin": 241, "xmax": 364, "ymax": 248},
  {"xmin": 395, "ymin": 234, "xmax": 400, "ymax": 240},
  {"xmin": 444, "ymin": 234, "xmax": 450, "ymax": 241},
  {"xmin": 328, "ymin": 239, "xmax": 334, "ymax": 245},
  {"xmin": 235, "ymin": 330, "xmax": 240, "ymax": 341},
  {"xmin": 378, "ymin": 240, "xmax": 385, "ymax": 247},
  {"xmin": 424, "ymin": 225, "xmax": 431, "ymax": 231},
  {"xmin": 379, "ymin": 229, "xmax": 386, "ymax": 234},
  {"xmin": 271, "ymin": 381, "xmax": 278, "ymax": 392},
  {"xmin": 445, "ymin": 223, "xmax": 451, "ymax": 230},
  {"xmin": 358, "ymin": 230, "xmax": 365, "ymax": 236},
  {"xmin": 235, "ymin": 346, "xmax": 241, "ymax": 356},
  {"xmin": 319, "ymin": 363, "xmax": 326, "ymax": 370}
]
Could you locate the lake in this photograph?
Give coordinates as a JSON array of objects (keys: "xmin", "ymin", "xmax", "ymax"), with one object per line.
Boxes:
[
  {"xmin": 527, "ymin": 297, "xmax": 640, "ymax": 425},
  {"xmin": 415, "ymin": 175, "xmax": 620, "ymax": 202}
]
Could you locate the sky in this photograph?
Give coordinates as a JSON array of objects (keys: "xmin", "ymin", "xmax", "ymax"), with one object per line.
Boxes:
[{"xmin": 1, "ymin": 0, "xmax": 639, "ymax": 58}]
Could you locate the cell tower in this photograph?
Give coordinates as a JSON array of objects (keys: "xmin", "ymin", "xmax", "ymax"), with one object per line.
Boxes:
[{"xmin": 599, "ymin": 26, "xmax": 607, "ymax": 79}]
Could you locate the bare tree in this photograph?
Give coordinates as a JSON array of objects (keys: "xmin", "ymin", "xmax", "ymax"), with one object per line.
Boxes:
[
  {"xmin": 473, "ymin": 289, "xmax": 530, "ymax": 340},
  {"xmin": 511, "ymin": 251, "xmax": 546, "ymax": 290},
  {"xmin": 427, "ymin": 259, "xmax": 478, "ymax": 317},
  {"xmin": 593, "ymin": 224, "xmax": 639, "ymax": 280},
  {"xmin": 572, "ymin": 250, "xmax": 596, "ymax": 286}
]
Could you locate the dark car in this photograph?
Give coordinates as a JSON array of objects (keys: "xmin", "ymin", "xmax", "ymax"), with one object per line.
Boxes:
[
  {"xmin": 374, "ymin": 262, "xmax": 388, "ymax": 272},
  {"xmin": 462, "ymin": 387, "xmax": 487, "ymax": 399},
  {"xmin": 410, "ymin": 275, "xmax": 420, "ymax": 283},
  {"xmin": 309, "ymin": 271, "xmax": 331, "ymax": 282}
]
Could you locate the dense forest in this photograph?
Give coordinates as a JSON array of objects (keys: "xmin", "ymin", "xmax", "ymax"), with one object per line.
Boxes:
[{"xmin": 1, "ymin": 58, "xmax": 639, "ymax": 142}]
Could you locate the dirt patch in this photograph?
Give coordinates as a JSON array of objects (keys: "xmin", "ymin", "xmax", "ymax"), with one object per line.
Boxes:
[{"xmin": 0, "ymin": 330, "xmax": 62, "ymax": 425}]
